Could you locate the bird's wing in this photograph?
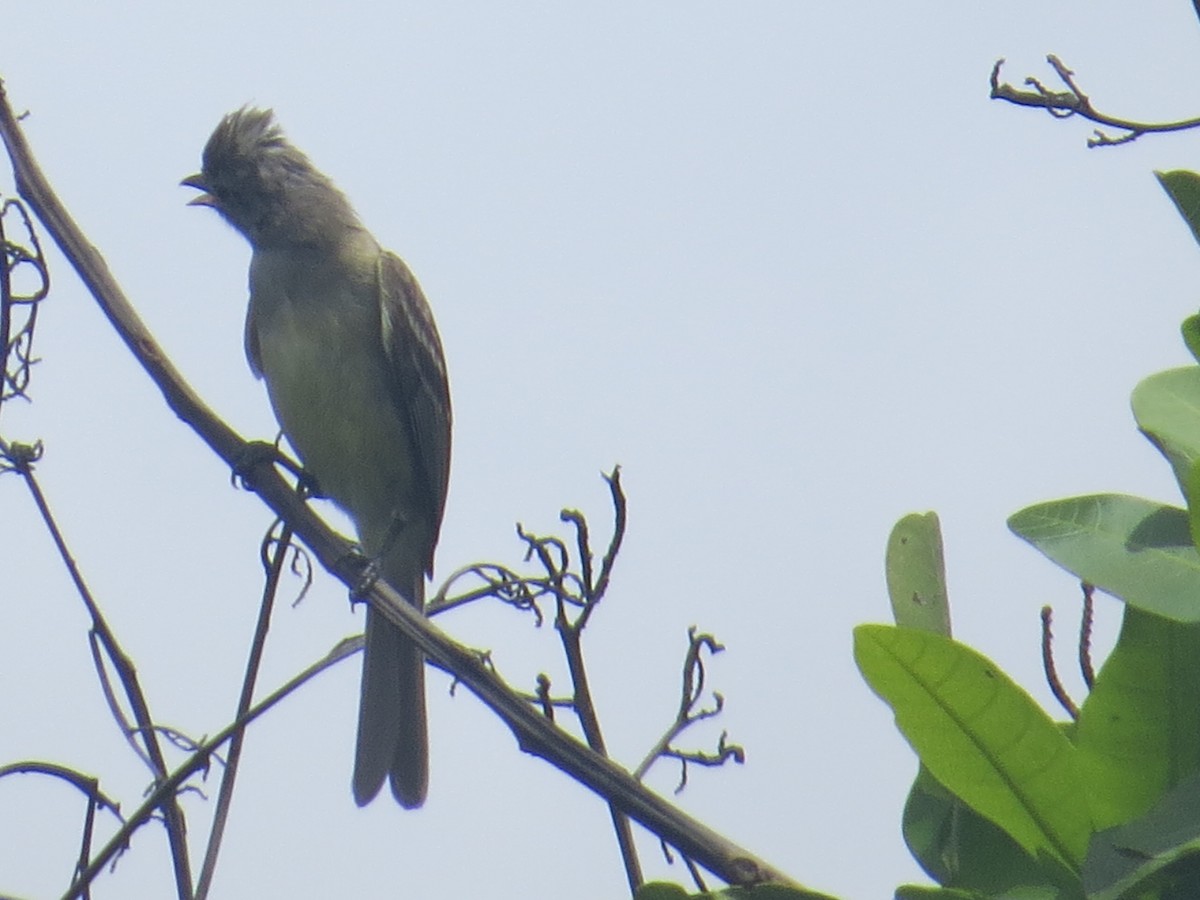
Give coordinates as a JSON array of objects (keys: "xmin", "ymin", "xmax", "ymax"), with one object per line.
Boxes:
[
  {"xmin": 244, "ymin": 302, "xmax": 264, "ymax": 379},
  {"xmin": 376, "ymin": 251, "xmax": 452, "ymax": 572}
]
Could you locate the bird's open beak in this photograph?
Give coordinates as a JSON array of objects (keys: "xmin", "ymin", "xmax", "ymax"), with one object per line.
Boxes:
[{"xmin": 181, "ymin": 173, "xmax": 216, "ymax": 207}]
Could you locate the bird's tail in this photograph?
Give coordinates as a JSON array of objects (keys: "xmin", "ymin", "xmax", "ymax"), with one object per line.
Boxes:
[{"xmin": 352, "ymin": 563, "xmax": 428, "ymax": 808}]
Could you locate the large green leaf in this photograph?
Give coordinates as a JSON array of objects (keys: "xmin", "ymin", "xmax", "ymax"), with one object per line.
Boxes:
[
  {"xmin": 1008, "ymin": 494, "xmax": 1200, "ymax": 622},
  {"xmin": 854, "ymin": 625, "xmax": 1091, "ymax": 869},
  {"xmin": 1189, "ymin": 460, "xmax": 1200, "ymax": 550},
  {"xmin": 896, "ymin": 888, "xmax": 1066, "ymax": 900},
  {"xmin": 1131, "ymin": 367, "xmax": 1200, "ymax": 498},
  {"xmin": 1083, "ymin": 772, "xmax": 1200, "ymax": 900},
  {"xmin": 886, "ymin": 513, "xmax": 951, "ymax": 636},
  {"xmin": 1181, "ymin": 316, "xmax": 1200, "ymax": 366},
  {"xmin": 1157, "ymin": 170, "xmax": 1200, "ymax": 249},
  {"xmin": 903, "ymin": 764, "xmax": 1062, "ymax": 893},
  {"xmin": 634, "ymin": 885, "xmax": 840, "ymax": 900},
  {"xmin": 1074, "ymin": 608, "xmax": 1200, "ymax": 830}
]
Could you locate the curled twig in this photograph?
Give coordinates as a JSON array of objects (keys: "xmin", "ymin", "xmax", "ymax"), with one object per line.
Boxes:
[
  {"xmin": 1041, "ymin": 606, "xmax": 1079, "ymax": 720},
  {"xmin": 1, "ymin": 197, "xmax": 49, "ymax": 410},
  {"xmin": 428, "ymin": 562, "xmax": 550, "ymax": 623}
]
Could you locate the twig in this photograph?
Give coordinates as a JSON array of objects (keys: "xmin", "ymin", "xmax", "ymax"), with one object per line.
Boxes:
[
  {"xmin": 990, "ymin": 56, "xmax": 1200, "ymax": 147},
  {"xmin": 64, "ymin": 634, "xmax": 362, "ymax": 899},
  {"xmin": 662, "ymin": 733, "xmax": 745, "ymax": 794},
  {"xmin": 585, "ymin": 467, "xmax": 627, "ymax": 626},
  {"xmin": 543, "ymin": 475, "xmax": 644, "ymax": 894},
  {"xmin": 556, "ymin": 475, "xmax": 643, "ymax": 897},
  {"xmin": 1040, "ymin": 606, "xmax": 1078, "ymax": 719},
  {"xmin": 195, "ymin": 522, "xmax": 296, "ymax": 899},
  {"xmin": 0, "ymin": 762, "xmax": 122, "ymax": 818},
  {"xmin": 86, "ymin": 631, "xmax": 151, "ymax": 769},
  {"xmin": 0, "ymin": 197, "xmax": 49, "ymax": 418},
  {"xmin": 0, "ymin": 762, "xmax": 123, "ymax": 896},
  {"xmin": 6, "ymin": 441, "xmax": 194, "ymax": 896},
  {"xmin": 427, "ymin": 562, "xmax": 548, "ymax": 622},
  {"xmin": 1079, "ymin": 583, "xmax": 1095, "ymax": 690},
  {"xmin": 634, "ymin": 629, "xmax": 741, "ymax": 783},
  {"xmin": 75, "ymin": 773, "xmax": 99, "ymax": 900},
  {"xmin": 535, "ymin": 673, "xmax": 555, "ymax": 721}
]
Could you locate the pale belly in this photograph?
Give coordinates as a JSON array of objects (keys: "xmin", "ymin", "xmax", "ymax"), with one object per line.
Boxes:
[{"xmin": 252, "ymin": 286, "xmax": 417, "ymax": 557}]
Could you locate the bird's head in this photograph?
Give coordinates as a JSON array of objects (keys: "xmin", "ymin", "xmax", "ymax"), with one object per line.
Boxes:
[{"xmin": 183, "ymin": 106, "xmax": 357, "ymax": 248}]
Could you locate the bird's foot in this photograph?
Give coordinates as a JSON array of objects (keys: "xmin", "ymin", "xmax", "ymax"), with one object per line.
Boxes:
[
  {"xmin": 231, "ymin": 440, "xmax": 322, "ymax": 497},
  {"xmin": 347, "ymin": 549, "xmax": 380, "ymax": 602}
]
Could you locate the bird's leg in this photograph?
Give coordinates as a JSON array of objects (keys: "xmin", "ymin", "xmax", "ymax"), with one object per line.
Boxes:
[
  {"xmin": 377, "ymin": 510, "xmax": 410, "ymax": 566},
  {"xmin": 350, "ymin": 510, "xmax": 410, "ymax": 602}
]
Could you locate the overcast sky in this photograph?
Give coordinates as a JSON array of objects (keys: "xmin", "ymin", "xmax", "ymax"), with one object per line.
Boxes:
[{"xmin": 4, "ymin": 3, "xmax": 1200, "ymax": 898}]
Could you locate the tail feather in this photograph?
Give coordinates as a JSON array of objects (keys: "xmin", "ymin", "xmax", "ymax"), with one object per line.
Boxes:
[{"xmin": 352, "ymin": 569, "xmax": 427, "ymax": 808}]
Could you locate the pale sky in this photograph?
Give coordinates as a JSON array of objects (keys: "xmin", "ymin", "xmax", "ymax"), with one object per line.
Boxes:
[{"xmin": 3, "ymin": 3, "xmax": 1200, "ymax": 898}]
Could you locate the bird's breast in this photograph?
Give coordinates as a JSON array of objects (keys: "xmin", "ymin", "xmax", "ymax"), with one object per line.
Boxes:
[{"xmin": 247, "ymin": 248, "xmax": 418, "ymax": 552}]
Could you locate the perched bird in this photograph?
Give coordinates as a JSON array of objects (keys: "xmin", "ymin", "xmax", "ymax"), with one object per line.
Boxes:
[{"xmin": 183, "ymin": 107, "xmax": 451, "ymax": 808}]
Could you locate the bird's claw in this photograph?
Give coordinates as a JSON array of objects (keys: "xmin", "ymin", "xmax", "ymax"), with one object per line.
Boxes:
[
  {"xmin": 231, "ymin": 440, "xmax": 322, "ymax": 496},
  {"xmin": 348, "ymin": 551, "xmax": 380, "ymax": 602}
]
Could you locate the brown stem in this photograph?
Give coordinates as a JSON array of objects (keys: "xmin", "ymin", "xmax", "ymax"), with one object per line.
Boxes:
[{"xmin": 195, "ymin": 524, "xmax": 295, "ymax": 899}]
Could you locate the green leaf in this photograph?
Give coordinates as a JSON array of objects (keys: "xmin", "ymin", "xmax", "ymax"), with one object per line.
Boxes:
[
  {"xmin": 1189, "ymin": 460, "xmax": 1200, "ymax": 551},
  {"xmin": 886, "ymin": 513, "xmax": 952, "ymax": 635},
  {"xmin": 1157, "ymin": 170, "xmax": 1200, "ymax": 248},
  {"xmin": 1181, "ymin": 316, "xmax": 1200, "ymax": 365},
  {"xmin": 896, "ymin": 887, "xmax": 1067, "ymax": 900},
  {"xmin": 1131, "ymin": 367, "xmax": 1200, "ymax": 498},
  {"xmin": 718, "ymin": 887, "xmax": 840, "ymax": 900},
  {"xmin": 1074, "ymin": 608, "xmax": 1200, "ymax": 830},
  {"xmin": 903, "ymin": 765, "xmax": 1052, "ymax": 892},
  {"xmin": 636, "ymin": 885, "xmax": 692, "ymax": 900},
  {"xmin": 1008, "ymin": 494, "xmax": 1200, "ymax": 622},
  {"xmin": 854, "ymin": 625, "xmax": 1091, "ymax": 869},
  {"xmin": 634, "ymin": 882, "xmax": 841, "ymax": 900},
  {"xmin": 1083, "ymin": 772, "xmax": 1200, "ymax": 900}
]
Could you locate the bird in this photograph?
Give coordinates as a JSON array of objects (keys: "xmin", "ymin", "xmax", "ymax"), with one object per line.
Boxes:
[{"xmin": 182, "ymin": 107, "xmax": 451, "ymax": 808}]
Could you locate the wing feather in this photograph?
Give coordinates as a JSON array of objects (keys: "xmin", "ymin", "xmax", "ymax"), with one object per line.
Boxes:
[{"xmin": 376, "ymin": 251, "xmax": 452, "ymax": 573}]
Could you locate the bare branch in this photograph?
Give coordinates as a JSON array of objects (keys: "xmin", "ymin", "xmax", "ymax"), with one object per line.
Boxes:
[
  {"xmin": 990, "ymin": 56, "xmax": 1200, "ymax": 147},
  {"xmin": 6, "ymin": 441, "xmax": 194, "ymax": 895},
  {"xmin": 67, "ymin": 634, "xmax": 361, "ymax": 897},
  {"xmin": 196, "ymin": 521, "xmax": 296, "ymax": 900},
  {"xmin": 634, "ymin": 628, "xmax": 741, "ymax": 789}
]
